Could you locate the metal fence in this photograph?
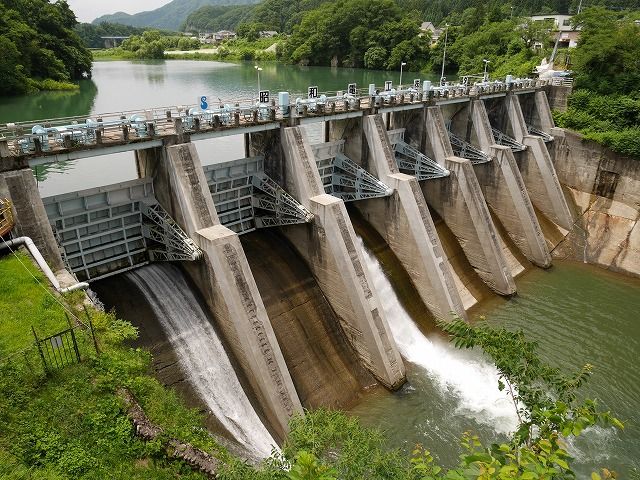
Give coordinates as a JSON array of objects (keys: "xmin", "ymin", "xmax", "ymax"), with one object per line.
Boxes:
[{"xmin": 29, "ymin": 311, "xmax": 99, "ymax": 375}]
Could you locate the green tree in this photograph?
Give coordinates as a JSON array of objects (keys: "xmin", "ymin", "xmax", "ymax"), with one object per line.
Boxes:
[
  {"xmin": 236, "ymin": 22, "xmax": 266, "ymax": 41},
  {"xmin": 571, "ymin": 7, "xmax": 640, "ymax": 94},
  {"xmin": 0, "ymin": 0, "xmax": 91, "ymax": 96},
  {"xmin": 364, "ymin": 46, "xmax": 387, "ymax": 69}
]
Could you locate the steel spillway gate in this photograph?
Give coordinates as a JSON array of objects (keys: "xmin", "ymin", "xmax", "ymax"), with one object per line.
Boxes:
[
  {"xmin": 43, "ymin": 178, "xmax": 201, "ymax": 281},
  {"xmin": 386, "ymin": 129, "xmax": 450, "ymax": 180},
  {"xmin": 527, "ymin": 124, "xmax": 554, "ymax": 143},
  {"xmin": 447, "ymin": 130, "xmax": 492, "ymax": 164},
  {"xmin": 311, "ymin": 141, "xmax": 393, "ymax": 202},
  {"xmin": 201, "ymin": 156, "xmax": 313, "ymax": 235},
  {"xmin": 491, "ymin": 127, "xmax": 527, "ymax": 152}
]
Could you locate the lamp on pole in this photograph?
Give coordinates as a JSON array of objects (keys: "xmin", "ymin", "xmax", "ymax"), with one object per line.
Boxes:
[
  {"xmin": 399, "ymin": 61, "xmax": 407, "ymax": 87},
  {"xmin": 482, "ymin": 59, "xmax": 490, "ymax": 82},
  {"xmin": 254, "ymin": 65, "xmax": 263, "ymax": 101},
  {"xmin": 440, "ymin": 24, "xmax": 449, "ymax": 86}
]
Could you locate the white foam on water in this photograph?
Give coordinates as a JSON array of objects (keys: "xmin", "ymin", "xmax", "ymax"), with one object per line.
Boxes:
[
  {"xmin": 128, "ymin": 263, "xmax": 277, "ymax": 458},
  {"xmin": 357, "ymin": 237, "xmax": 519, "ymax": 434}
]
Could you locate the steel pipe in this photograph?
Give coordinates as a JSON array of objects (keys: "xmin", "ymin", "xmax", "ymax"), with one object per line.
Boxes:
[{"xmin": 0, "ymin": 237, "xmax": 89, "ymax": 293}]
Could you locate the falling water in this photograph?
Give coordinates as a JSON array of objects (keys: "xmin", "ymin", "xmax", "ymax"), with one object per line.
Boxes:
[
  {"xmin": 356, "ymin": 237, "xmax": 519, "ymax": 434},
  {"xmin": 127, "ymin": 263, "xmax": 277, "ymax": 458}
]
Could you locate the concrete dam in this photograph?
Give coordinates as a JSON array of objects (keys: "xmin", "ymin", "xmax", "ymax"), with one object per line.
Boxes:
[{"xmin": 4, "ymin": 78, "xmax": 634, "ymax": 454}]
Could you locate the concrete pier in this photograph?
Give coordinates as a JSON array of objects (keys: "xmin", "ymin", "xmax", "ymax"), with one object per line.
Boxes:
[
  {"xmin": 0, "ymin": 169, "xmax": 64, "ymax": 271},
  {"xmin": 506, "ymin": 94, "xmax": 573, "ymax": 230},
  {"xmin": 279, "ymin": 126, "xmax": 406, "ymax": 389},
  {"xmin": 356, "ymin": 114, "xmax": 465, "ymax": 320},
  {"xmin": 469, "ymin": 100, "xmax": 551, "ymax": 268},
  {"xmin": 137, "ymin": 142, "xmax": 302, "ymax": 439},
  {"xmin": 423, "ymin": 106, "xmax": 516, "ymax": 296}
]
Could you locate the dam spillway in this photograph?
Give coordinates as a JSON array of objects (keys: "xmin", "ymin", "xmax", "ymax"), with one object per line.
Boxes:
[
  {"xmin": 356, "ymin": 234, "xmax": 519, "ymax": 434},
  {"xmin": 125, "ymin": 263, "xmax": 277, "ymax": 459},
  {"xmin": 2, "ymin": 67, "xmax": 639, "ymax": 473}
]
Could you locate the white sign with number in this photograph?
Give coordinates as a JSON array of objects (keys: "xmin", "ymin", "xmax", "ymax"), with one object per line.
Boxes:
[
  {"xmin": 384, "ymin": 81, "xmax": 393, "ymax": 92},
  {"xmin": 413, "ymin": 79, "xmax": 421, "ymax": 89},
  {"xmin": 259, "ymin": 90, "xmax": 270, "ymax": 103},
  {"xmin": 347, "ymin": 83, "xmax": 357, "ymax": 95},
  {"xmin": 308, "ymin": 86, "xmax": 319, "ymax": 99}
]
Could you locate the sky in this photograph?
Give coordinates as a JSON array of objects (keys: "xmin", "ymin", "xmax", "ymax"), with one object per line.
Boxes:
[{"xmin": 66, "ymin": 0, "xmax": 173, "ymax": 23}]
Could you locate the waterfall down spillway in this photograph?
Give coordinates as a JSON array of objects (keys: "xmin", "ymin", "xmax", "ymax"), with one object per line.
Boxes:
[
  {"xmin": 356, "ymin": 237, "xmax": 519, "ymax": 434},
  {"xmin": 127, "ymin": 263, "xmax": 277, "ymax": 458}
]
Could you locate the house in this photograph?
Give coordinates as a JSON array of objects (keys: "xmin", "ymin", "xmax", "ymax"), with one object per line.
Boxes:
[
  {"xmin": 259, "ymin": 31, "xmax": 278, "ymax": 38},
  {"xmin": 420, "ymin": 22, "xmax": 443, "ymax": 43},
  {"xmin": 199, "ymin": 32, "xmax": 214, "ymax": 44},
  {"xmin": 531, "ymin": 14, "xmax": 581, "ymax": 49},
  {"xmin": 558, "ymin": 30, "xmax": 580, "ymax": 49},
  {"xmin": 530, "ymin": 14, "xmax": 574, "ymax": 32},
  {"xmin": 214, "ymin": 30, "xmax": 237, "ymax": 42}
]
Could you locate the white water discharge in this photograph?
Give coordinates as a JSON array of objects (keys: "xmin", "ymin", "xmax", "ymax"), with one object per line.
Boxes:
[
  {"xmin": 357, "ymin": 238, "xmax": 519, "ymax": 434},
  {"xmin": 128, "ymin": 263, "xmax": 277, "ymax": 458}
]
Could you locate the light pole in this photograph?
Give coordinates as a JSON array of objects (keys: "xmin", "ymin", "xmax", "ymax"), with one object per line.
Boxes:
[
  {"xmin": 483, "ymin": 59, "xmax": 490, "ymax": 82},
  {"xmin": 255, "ymin": 65, "xmax": 262, "ymax": 101},
  {"xmin": 510, "ymin": 6, "xmax": 514, "ymax": 19},
  {"xmin": 440, "ymin": 24, "xmax": 449, "ymax": 86},
  {"xmin": 399, "ymin": 61, "xmax": 407, "ymax": 88}
]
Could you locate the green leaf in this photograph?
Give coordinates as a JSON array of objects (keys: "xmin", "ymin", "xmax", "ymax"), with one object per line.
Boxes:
[{"xmin": 591, "ymin": 473, "xmax": 602, "ymax": 480}]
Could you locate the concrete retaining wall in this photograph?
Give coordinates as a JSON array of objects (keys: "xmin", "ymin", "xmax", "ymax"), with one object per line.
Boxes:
[{"xmin": 552, "ymin": 130, "xmax": 640, "ymax": 277}]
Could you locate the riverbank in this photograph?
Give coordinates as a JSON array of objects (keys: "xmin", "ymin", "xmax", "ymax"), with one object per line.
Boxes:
[{"xmin": 0, "ymin": 251, "xmax": 227, "ymax": 478}]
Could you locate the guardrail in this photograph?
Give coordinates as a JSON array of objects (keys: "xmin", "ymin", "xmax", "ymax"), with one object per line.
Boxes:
[{"xmin": 0, "ymin": 77, "xmax": 560, "ymax": 160}]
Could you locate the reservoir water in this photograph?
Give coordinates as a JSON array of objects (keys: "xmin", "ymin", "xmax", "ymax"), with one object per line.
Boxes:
[{"xmin": 4, "ymin": 60, "xmax": 638, "ymax": 475}]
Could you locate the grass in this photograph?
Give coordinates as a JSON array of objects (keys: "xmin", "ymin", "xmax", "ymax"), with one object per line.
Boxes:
[
  {"xmin": 0, "ymin": 250, "xmax": 225, "ymax": 479},
  {"xmin": 0, "ymin": 251, "xmax": 71, "ymax": 356}
]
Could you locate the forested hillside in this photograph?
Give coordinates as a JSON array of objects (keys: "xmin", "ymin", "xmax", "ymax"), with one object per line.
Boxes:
[
  {"xmin": 92, "ymin": 0, "xmax": 259, "ymax": 31},
  {"xmin": 181, "ymin": 0, "xmax": 640, "ymax": 33},
  {"xmin": 0, "ymin": 0, "xmax": 91, "ymax": 96},
  {"xmin": 181, "ymin": 5, "xmax": 255, "ymax": 32}
]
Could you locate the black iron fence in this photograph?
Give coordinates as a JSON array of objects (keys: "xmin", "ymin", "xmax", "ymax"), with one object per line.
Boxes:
[{"xmin": 29, "ymin": 310, "xmax": 100, "ymax": 375}]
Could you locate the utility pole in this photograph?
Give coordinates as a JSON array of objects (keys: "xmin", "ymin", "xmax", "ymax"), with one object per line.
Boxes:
[{"xmin": 440, "ymin": 24, "xmax": 449, "ymax": 86}]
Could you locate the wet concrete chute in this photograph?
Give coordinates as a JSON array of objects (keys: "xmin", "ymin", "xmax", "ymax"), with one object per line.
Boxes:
[{"xmin": 4, "ymin": 74, "xmax": 636, "ymax": 459}]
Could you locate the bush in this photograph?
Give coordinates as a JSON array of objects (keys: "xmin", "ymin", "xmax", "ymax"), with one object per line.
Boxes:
[{"xmin": 554, "ymin": 89, "xmax": 640, "ymax": 159}]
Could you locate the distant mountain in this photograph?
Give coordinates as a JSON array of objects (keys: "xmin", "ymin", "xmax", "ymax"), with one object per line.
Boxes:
[{"xmin": 92, "ymin": 0, "xmax": 259, "ymax": 31}]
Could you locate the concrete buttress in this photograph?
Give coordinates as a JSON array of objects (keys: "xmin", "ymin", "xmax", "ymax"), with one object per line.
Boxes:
[
  {"xmin": 470, "ymin": 100, "xmax": 551, "ymax": 268},
  {"xmin": 422, "ymin": 106, "xmax": 516, "ymax": 296},
  {"xmin": 279, "ymin": 126, "xmax": 406, "ymax": 389},
  {"xmin": 357, "ymin": 114, "xmax": 466, "ymax": 320},
  {"xmin": 0, "ymin": 169, "xmax": 64, "ymax": 271},
  {"xmin": 138, "ymin": 142, "xmax": 302, "ymax": 439},
  {"xmin": 506, "ymin": 94, "xmax": 573, "ymax": 230}
]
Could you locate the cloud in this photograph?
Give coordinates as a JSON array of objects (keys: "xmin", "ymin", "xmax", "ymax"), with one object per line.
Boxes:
[{"xmin": 66, "ymin": 0, "xmax": 173, "ymax": 23}]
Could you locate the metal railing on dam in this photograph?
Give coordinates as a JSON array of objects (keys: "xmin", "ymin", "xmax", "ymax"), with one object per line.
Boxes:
[{"xmin": 0, "ymin": 77, "xmax": 556, "ymax": 167}]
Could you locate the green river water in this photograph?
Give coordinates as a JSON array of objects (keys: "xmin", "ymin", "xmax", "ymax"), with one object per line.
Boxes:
[{"xmin": 1, "ymin": 60, "xmax": 638, "ymax": 476}]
